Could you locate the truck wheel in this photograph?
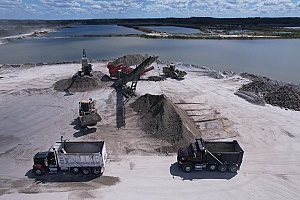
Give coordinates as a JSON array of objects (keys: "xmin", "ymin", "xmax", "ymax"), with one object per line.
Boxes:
[
  {"xmin": 183, "ymin": 164, "xmax": 192, "ymax": 173},
  {"xmin": 229, "ymin": 165, "xmax": 238, "ymax": 173},
  {"xmin": 208, "ymin": 164, "xmax": 217, "ymax": 171},
  {"xmin": 218, "ymin": 165, "xmax": 228, "ymax": 173},
  {"xmin": 82, "ymin": 167, "xmax": 91, "ymax": 175},
  {"xmin": 34, "ymin": 168, "xmax": 44, "ymax": 176},
  {"xmin": 92, "ymin": 167, "xmax": 101, "ymax": 175},
  {"xmin": 72, "ymin": 167, "xmax": 80, "ymax": 174}
]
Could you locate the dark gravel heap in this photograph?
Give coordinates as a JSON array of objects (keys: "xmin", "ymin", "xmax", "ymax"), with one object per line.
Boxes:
[
  {"xmin": 264, "ymin": 86, "xmax": 300, "ymax": 111},
  {"xmin": 130, "ymin": 93, "xmax": 195, "ymax": 153},
  {"xmin": 238, "ymin": 77, "xmax": 300, "ymax": 111},
  {"xmin": 53, "ymin": 71, "xmax": 108, "ymax": 92},
  {"xmin": 110, "ymin": 54, "xmax": 148, "ymax": 67}
]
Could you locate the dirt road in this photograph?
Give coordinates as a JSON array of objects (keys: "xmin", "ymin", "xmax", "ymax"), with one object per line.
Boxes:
[{"xmin": 0, "ymin": 61, "xmax": 300, "ymax": 199}]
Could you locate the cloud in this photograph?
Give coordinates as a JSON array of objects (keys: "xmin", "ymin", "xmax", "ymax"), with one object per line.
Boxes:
[
  {"xmin": 0, "ymin": 0, "xmax": 22, "ymax": 5},
  {"xmin": 39, "ymin": 0, "xmax": 80, "ymax": 8},
  {"xmin": 0, "ymin": 0, "xmax": 299, "ymax": 19},
  {"xmin": 0, "ymin": 0, "xmax": 22, "ymax": 9}
]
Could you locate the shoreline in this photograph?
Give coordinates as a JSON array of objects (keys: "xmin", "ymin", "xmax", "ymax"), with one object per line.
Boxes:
[
  {"xmin": 1, "ymin": 59, "xmax": 299, "ymax": 91},
  {"xmin": 0, "ymin": 28, "xmax": 57, "ymax": 45},
  {"xmin": 1, "ymin": 59, "xmax": 300, "ymax": 85}
]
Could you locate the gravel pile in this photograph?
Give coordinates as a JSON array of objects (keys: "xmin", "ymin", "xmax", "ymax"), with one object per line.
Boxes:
[
  {"xmin": 53, "ymin": 71, "xmax": 108, "ymax": 92},
  {"xmin": 130, "ymin": 94, "xmax": 196, "ymax": 153},
  {"xmin": 238, "ymin": 78, "xmax": 300, "ymax": 111},
  {"xmin": 110, "ymin": 54, "xmax": 148, "ymax": 67},
  {"xmin": 264, "ymin": 86, "xmax": 300, "ymax": 111}
]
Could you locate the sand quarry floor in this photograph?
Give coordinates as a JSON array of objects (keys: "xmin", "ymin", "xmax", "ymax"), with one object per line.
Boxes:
[{"xmin": 0, "ymin": 61, "xmax": 300, "ymax": 200}]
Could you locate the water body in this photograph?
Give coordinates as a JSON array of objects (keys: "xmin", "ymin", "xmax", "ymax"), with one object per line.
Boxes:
[
  {"xmin": 0, "ymin": 25, "xmax": 299, "ymax": 84},
  {"xmin": 141, "ymin": 26, "xmax": 200, "ymax": 34},
  {"xmin": 49, "ymin": 25, "xmax": 142, "ymax": 37}
]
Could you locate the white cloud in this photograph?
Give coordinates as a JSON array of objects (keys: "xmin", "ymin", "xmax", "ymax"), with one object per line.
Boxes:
[
  {"xmin": 0, "ymin": 0, "xmax": 22, "ymax": 5},
  {"xmin": 39, "ymin": 0, "xmax": 80, "ymax": 8},
  {"xmin": 0, "ymin": 0, "xmax": 299, "ymax": 19}
]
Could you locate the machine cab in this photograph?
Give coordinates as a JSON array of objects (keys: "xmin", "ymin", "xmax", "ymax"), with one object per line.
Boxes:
[{"xmin": 169, "ymin": 63, "xmax": 175, "ymax": 71}]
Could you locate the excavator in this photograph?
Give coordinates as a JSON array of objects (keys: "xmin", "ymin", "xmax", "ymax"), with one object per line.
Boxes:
[
  {"xmin": 78, "ymin": 49, "xmax": 93, "ymax": 77},
  {"xmin": 78, "ymin": 98, "xmax": 102, "ymax": 127},
  {"xmin": 163, "ymin": 63, "xmax": 187, "ymax": 80}
]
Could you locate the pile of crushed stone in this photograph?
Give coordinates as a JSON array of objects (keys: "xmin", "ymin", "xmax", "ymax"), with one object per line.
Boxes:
[
  {"xmin": 110, "ymin": 54, "xmax": 148, "ymax": 67},
  {"xmin": 237, "ymin": 78, "xmax": 300, "ymax": 111},
  {"xmin": 53, "ymin": 71, "xmax": 110, "ymax": 92},
  {"xmin": 130, "ymin": 93, "xmax": 199, "ymax": 153}
]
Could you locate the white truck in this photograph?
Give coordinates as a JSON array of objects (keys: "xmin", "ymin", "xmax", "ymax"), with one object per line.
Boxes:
[{"xmin": 33, "ymin": 137, "xmax": 107, "ymax": 176}]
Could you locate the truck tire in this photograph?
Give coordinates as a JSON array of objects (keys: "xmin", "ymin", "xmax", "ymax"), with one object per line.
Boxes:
[
  {"xmin": 82, "ymin": 167, "xmax": 91, "ymax": 175},
  {"xmin": 183, "ymin": 164, "xmax": 192, "ymax": 173},
  {"xmin": 92, "ymin": 167, "xmax": 101, "ymax": 175},
  {"xmin": 229, "ymin": 165, "xmax": 238, "ymax": 173},
  {"xmin": 208, "ymin": 164, "xmax": 217, "ymax": 171},
  {"xmin": 218, "ymin": 165, "xmax": 228, "ymax": 173},
  {"xmin": 34, "ymin": 168, "xmax": 44, "ymax": 176},
  {"xmin": 72, "ymin": 167, "xmax": 80, "ymax": 174}
]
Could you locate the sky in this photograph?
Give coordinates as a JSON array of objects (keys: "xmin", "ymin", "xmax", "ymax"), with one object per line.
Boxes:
[{"xmin": 0, "ymin": 0, "xmax": 299, "ymax": 20}]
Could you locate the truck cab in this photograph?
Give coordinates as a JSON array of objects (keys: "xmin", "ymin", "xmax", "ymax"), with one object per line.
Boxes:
[
  {"xmin": 33, "ymin": 151, "xmax": 58, "ymax": 175},
  {"xmin": 177, "ymin": 139, "xmax": 206, "ymax": 172}
]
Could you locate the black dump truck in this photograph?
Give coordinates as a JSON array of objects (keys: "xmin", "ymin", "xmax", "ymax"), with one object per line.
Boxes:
[{"xmin": 177, "ymin": 138, "xmax": 244, "ymax": 173}]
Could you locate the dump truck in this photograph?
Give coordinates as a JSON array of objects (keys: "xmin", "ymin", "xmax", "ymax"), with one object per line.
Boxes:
[
  {"xmin": 79, "ymin": 98, "xmax": 102, "ymax": 127},
  {"xmin": 177, "ymin": 138, "xmax": 244, "ymax": 173},
  {"xmin": 78, "ymin": 49, "xmax": 93, "ymax": 77},
  {"xmin": 163, "ymin": 63, "xmax": 187, "ymax": 80},
  {"xmin": 33, "ymin": 137, "xmax": 107, "ymax": 176}
]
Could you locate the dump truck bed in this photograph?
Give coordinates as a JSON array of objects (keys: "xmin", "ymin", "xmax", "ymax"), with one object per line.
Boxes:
[
  {"xmin": 53, "ymin": 141, "xmax": 107, "ymax": 168},
  {"xmin": 63, "ymin": 141, "xmax": 105, "ymax": 153},
  {"xmin": 200, "ymin": 140, "xmax": 244, "ymax": 167},
  {"xmin": 204, "ymin": 140, "xmax": 243, "ymax": 153}
]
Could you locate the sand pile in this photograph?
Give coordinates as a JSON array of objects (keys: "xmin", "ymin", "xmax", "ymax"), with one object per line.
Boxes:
[
  {"xmin": 237, "ymin": 79, "xmax": 300, "ymax": 111},
  {"xmin": 110, "ymin": 54, "xmax": 148, "ymax": 67},
  {"xmin": 130, "ymin": 94, "xmax": 197, "ymax": 152},
  {"xmin": 53, "ymin": 71, "xmax": 109, "ymax": 92}
]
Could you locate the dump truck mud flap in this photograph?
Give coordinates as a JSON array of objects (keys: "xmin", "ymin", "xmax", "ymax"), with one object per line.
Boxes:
[{"xmin": 79, "ymin": 113, "xmax": 102, "ymax": 126}]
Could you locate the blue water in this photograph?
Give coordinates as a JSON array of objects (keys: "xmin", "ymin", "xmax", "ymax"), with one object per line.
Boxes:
[
  {"xmin": 141, "ymin": 26, "xmax": 200, "ymax": 34},
  {"xmin": 0, "ymin": 25, "xmax": 299, "ymax": 84},
  {"xmin": 49, "ymin": 25, "xmax": 142, "ymax": 37}
]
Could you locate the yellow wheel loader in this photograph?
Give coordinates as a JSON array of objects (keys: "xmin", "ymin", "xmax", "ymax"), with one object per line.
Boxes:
[{"xmin": 78, "ymin": 98, "xmax": 102, "ymax": 127}]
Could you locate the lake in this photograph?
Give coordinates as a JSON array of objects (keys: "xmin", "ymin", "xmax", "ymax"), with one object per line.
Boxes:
[
  {"xmin": 0, "ymin": 25, "xmax": 299, "ymax": 84},
  {"xmin": 141, "ymin": 26, "xmax": 200, "ymax": 34}
]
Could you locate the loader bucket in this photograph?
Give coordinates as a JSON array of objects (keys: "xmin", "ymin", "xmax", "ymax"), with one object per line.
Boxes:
[{"xmin": 79, "ymin": 113, "xmax": 102, "ymax": 127}]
